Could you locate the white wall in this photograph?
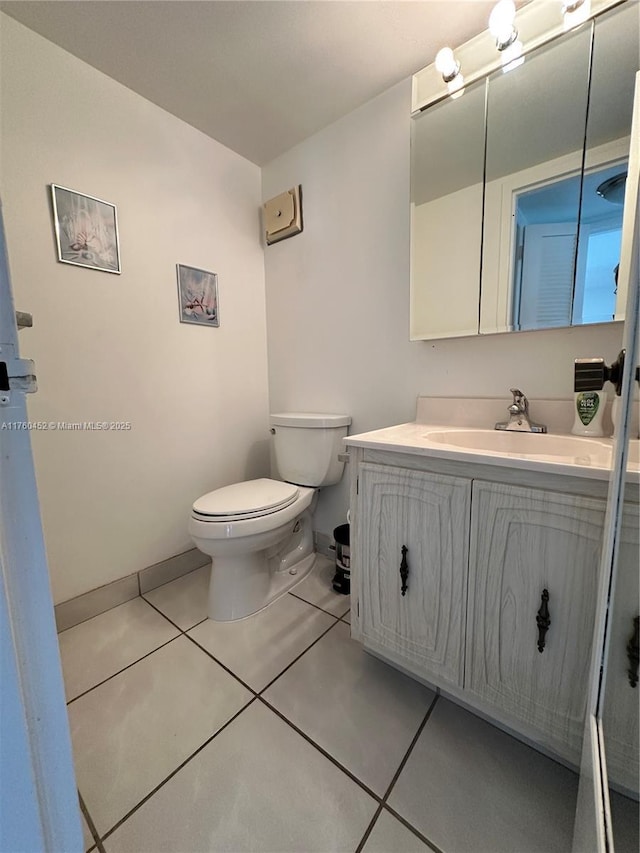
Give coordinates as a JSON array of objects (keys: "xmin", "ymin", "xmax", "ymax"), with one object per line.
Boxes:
[
  {"xmin": 0, "ymin": 15, "xmax": 270, "ymax": 604},
  {"xmin": 262, "ymin": 79, "xmax": 624, "ymax": 539}
]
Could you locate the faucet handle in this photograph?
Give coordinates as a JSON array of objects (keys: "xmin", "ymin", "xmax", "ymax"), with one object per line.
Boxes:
[{"xmin": 509, "ymin": 388, "xmax": 528, "ymax": 413}]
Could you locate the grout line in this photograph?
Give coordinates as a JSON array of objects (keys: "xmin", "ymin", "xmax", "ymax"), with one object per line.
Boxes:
[
  {"xmin": 258, "ymin": 695, "xmax": 383, "ymax": 804},
  {"xmin": 182, "ymin": 631, "xmax": 258, "ymax": 696},
  {"xmin": 353, "ymin": 693, "xmax": 441, "ymax": 853},
  {"xmin": 66, "ymin": 634, "xmax": 181, "ymax": 706},
  {"xmin": 140, "ymin": 595, "xmax": 203, "ymax": 635},
  {"xmin": 381, "ymin": 692, "xmax": 439, "ymax": 802},
  {"xmin": 288, "ymin": 588, "xmax": 350, "ymax": 619},
  {"xmin": 99, "ymin": 696, "xmax": 258, "ymax": 844},
  {"xmin": 257, "ymin": 616, "xmax": 341, "ymax": 694},
  {"xmin": 383, "ymin": 804, "xmax": 446, "ymax": 853},
  {"xmin": 354, "ymin": 803, "xmax": 385, "ymax": 853},
  {"xmin": 79, "ymin": 790, "xmax": 106, "ymax": 853},
  {"xmin": 144, "ymin": 595, "xmax": 340, "ymax": 698}
]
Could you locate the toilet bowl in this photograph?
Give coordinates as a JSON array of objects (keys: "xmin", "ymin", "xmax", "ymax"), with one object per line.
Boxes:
[{"xmin": 189, "ymin": 413, "xmax": 351, "ymax": 621}]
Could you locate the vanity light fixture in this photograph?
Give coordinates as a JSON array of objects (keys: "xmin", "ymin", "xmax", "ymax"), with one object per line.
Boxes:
[
  {"xmin": 434, "ymin": 47, "xmax": 465, "ymax": 96},
  {"xmin": 489, "ymin": 0, "xmax": 518, "ymax": 50},
  {"xmin": 562, "ymin": 0, "xmax": 592, "ymax": 30},
  {"xmin": 489, "ymin": 0, "xmax": 524, "ymax": 71}
]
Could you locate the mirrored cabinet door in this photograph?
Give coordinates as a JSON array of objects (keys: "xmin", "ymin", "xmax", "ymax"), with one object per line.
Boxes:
[
  {"xmin": 582, "ymin": 1, "xmax": 640, "ymax": 325},
  {"xmin": 480, "ymin": 24, "xmax": 592, "ymax": 334},
  {"xmin": 410, "ymin": 79, "xmax": 486, "ymax": 340}
]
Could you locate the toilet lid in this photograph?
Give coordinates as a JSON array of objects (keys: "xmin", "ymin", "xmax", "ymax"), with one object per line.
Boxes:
[{"xmin": 192, "ymin": 478, "xmax": 300, "ymax": 519}]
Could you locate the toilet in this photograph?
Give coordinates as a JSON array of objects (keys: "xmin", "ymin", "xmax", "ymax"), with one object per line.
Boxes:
[{"xmin": 189, "ymin": 412, "xmax": 351, "ymax": 621}]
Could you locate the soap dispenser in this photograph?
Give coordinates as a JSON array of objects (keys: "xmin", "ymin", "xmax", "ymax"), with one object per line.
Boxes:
[{"xmin": 572, "ymin": 357, "xmax": 607, "ymax": 437}]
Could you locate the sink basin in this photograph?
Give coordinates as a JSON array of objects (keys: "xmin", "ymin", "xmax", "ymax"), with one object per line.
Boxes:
[{"xmin": 423, "ymin": 429, "xmax": 612, "ymax": 464}]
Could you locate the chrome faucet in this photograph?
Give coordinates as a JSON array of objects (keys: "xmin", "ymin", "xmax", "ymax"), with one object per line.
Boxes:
[{"xmin": 495, "ymin": 389, "xmax": 547, "ymax": 433}]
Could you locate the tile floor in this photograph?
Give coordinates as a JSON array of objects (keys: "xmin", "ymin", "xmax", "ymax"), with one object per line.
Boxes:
[{"xmin": 59, "ymin": 557, "xmax": 638, "ymax": 853}]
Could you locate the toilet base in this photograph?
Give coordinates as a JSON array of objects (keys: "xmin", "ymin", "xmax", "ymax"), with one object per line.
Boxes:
[
  {"xmin": 208, "ymin": 551, "xmax": 315, "ymax": 621},
  {"xmin": 206, "ymin": 509, "xmax": 316, "ymax": 621}
]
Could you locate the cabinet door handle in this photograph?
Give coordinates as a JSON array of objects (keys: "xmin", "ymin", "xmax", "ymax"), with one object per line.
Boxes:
[
  {"xmin": 627, "ymin": 616, "xmax": 639, "ymax": 688},
  {"xmin": 536, "ymin": 589, "xmax": 550, "ymax": 653},
  {"xmin": 399, "ymin": 545, "xmax": 409, "ymax": 596}
]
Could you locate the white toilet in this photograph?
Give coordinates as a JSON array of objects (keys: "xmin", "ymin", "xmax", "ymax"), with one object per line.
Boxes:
[{"xmin": 189, "ymin": 412, "xmax": 351, "ymax": 621}]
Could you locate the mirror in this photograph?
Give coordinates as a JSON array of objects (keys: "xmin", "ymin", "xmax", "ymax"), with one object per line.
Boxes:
[
  {"xmin": 481, "ymin": 24, "xmax": 592, "ymax": 333},
  {"xmin": 410, "ymin": 1, "xmax": 639, "ymax": 341},
  {"xmin": 410, "ymin": 79, "xmax": 486, "ymax": 339}
]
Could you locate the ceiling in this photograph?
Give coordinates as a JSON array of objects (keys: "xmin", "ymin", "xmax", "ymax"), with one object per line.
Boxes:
[{"xmin": 1, "ymin": 0, "xmax": 508, "ymax": 165}]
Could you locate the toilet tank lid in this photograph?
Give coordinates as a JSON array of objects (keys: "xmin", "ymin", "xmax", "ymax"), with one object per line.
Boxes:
[{"xmin": 270, "ymin": 413, "xmax": 351, "ymax": 429}]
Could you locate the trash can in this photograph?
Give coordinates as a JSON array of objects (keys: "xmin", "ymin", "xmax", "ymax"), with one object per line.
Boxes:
[{"xmin": 332, "ymin": 523, "xmax": 350, "ymax": 595}]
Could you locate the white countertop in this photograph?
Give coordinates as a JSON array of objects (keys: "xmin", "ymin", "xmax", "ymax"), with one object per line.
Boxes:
[{"xmin": 345, "ymin": 422, "xmax": 640, "ymax": 484}]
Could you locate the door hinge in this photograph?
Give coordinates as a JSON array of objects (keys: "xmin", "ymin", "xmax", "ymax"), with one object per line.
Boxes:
[{"xmin": 0, "ymin": 344, "xmax": 37, "ymax": 401}]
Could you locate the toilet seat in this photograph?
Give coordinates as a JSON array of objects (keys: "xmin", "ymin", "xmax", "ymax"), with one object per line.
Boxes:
[{"xmin": 192, "ymin": 478, "xmax": 300, "ymax": 522}]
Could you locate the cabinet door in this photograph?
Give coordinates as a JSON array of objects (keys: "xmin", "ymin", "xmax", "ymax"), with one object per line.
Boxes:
[
  {"xmin": 601, "ymin": 501, "xmax": 639, "ymax": 794},
  {"xmin": 467, "ymin": 481, "xmax": 605, "ymax": 760},
  {"xmin": 358, "ymin": 463, "xmax": 470, "ymax": 688}
]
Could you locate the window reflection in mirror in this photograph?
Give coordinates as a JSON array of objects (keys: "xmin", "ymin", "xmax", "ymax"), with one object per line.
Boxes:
[
  {"xmin": 513, "ymin": 163, "xmax": 626, "ymax": 330},
  {"xmin": 480, "ymin": 24, "xmax": 592, "ymax": 334},
  {"xmin": 410, "ymin": 79, "xmax": 485, "ymax": 340}
]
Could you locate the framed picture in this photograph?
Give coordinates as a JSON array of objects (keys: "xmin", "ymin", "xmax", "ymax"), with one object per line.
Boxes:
[
  {"xmin": 177, "ymin": 264, "xmax": 219, "ymax": 326},
  {"xmin": 50, "ymin": 185, "xmax": 121, "ymax": 273}
]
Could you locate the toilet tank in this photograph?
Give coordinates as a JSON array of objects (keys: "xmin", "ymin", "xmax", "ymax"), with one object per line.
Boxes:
[{"xmin": 270, "ymin": 413, "xmax": 351, "ymax": 487}]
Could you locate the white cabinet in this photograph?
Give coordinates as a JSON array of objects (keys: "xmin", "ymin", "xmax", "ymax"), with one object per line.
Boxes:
[
  {"xmin": 466, "ymin": 482, "xmax": 605, "ymax": 759},
  {"xmin": 350, "ymin": 450, "xmax": 638, "ymax": 767},
  {"xmin": 357, "ymin": 463, "xmax": 470, "ymax": 688}
]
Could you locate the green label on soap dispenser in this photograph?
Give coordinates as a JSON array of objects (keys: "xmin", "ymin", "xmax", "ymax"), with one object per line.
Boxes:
[{"xmin": 577, "ymin": 391, "xmax": 600, "ymax": 426}]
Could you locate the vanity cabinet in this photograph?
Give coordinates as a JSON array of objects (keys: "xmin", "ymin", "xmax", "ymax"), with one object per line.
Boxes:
[
  {"xmin": 466, "ymin": 482, "xmax": 604, "ymax": 759},
  {"xmin": 357, "ymin": 463, "xmax": 469, "ymax": 689},
  {"xmin": 349, "ymin": 446, "xmax": 639, "ymax": 769}
]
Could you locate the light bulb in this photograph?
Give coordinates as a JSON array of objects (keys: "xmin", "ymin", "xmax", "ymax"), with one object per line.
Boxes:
[
  {"xmin": 489, "ymin": 0, "xmax": 517, "ymax": 48},
  {"xmin": 435, "ymin": 47, "xmax": 460, "ymax": 82}
]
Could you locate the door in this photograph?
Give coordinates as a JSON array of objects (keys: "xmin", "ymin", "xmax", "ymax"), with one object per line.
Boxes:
[
  {"xmin": 0, "ymin": 200, "xmax": 82, "ymax": 851},
  {"xmin": 357, "ymin": 463, "xmax": 470, "ymax": 688},
  {"xmin": 572, "ymin": 71, "xmax": 640, "ymax": 853},
  {"xmin": 467, "ymin": 482, "xmax": 604, "ymax": 761}
]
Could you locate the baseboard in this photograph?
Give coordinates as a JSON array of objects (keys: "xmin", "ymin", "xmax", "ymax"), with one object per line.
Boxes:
[{"xmin": 54, "ymin": 547, "xmax": 210, "ymax": 633}]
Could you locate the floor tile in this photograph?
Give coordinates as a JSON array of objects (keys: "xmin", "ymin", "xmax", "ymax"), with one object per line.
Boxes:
[
  {"xmin": 362, "ymin": 809, "xmax": 431, "ymax": 853},
  {"xmin": 103, "ymin": 701, "xmax": 377, "ymax": 853},
  {"xmin": 342, "ymin": 610, "xmax": 351, "ymax": 625},
  {"xmin": 59, "ymin": 598, "xmax": 179, "ymax": 701},
  {"xmin": 610, "ymin": 789, "xmax": 640, "ymax": 853},
  {"xmin": 263, "ymin": 621, "xmax": 435, "ymax": 795},
  {"xmin": 388, "ymin": 698, "xmax": 578, "ymax": 853},
  {"xmin": 69, "ymin": 636, "xmax": 252, "ymax": 836},
  {"xmin": 188, "ymin": 593, "xmax": 336, "ymax": 691},
  {"xmin": 143, "ymin": 564, "xmax": 210, "ymax": 630},
  {"xmin": 290, "ymin": 555, "xmax": 351, "ymax": 617}
]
